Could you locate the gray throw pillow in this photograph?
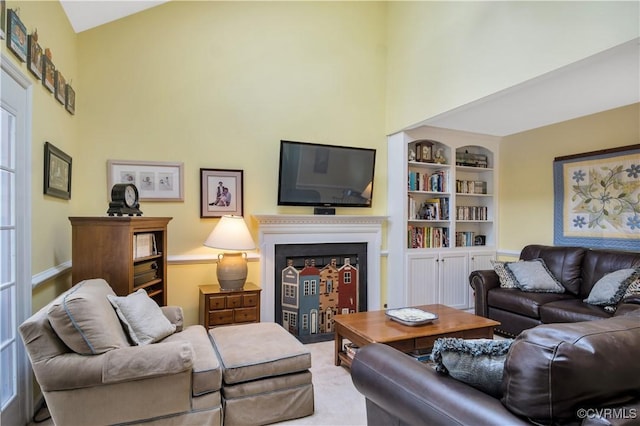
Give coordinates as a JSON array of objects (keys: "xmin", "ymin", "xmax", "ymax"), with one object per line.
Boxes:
[
  {"xmin": 108, "ymin": 289, "xmax": 176, "ymax": 345},
  {"xmin": 505, "ymin": 259, "xmax": 565, "ymax": 293},
  {"xmin": 584, "ymin": 268, "xmax": 640, "ymax": 306},
  {"xmin": 431, "ymin": 337, "xmax": 514, "ymax": 397}
]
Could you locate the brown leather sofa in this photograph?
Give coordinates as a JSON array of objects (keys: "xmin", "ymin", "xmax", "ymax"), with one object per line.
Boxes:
[
  {"xmin": 351, "ymin": 311, "xmax": 640, "ymax": 426},
  {"xmin": 470, "ymin": 244, "xmax": 640, "ymax": 336}
]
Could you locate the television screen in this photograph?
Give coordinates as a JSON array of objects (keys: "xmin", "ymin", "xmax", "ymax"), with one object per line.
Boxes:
[{"xmin": 277, "ymin": 140, "xmax": 376, "ymax": 207}]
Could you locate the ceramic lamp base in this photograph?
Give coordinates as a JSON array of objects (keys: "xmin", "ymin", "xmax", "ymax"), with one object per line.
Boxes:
[{"xmin": 217, "ymin": 252, "xmax": 248, "ymax": 291}]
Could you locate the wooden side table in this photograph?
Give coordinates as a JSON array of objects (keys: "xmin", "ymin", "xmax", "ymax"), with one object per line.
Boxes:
[{"xmin": 199, "ymin": 282, "xmax": 262, "ymax": 329}]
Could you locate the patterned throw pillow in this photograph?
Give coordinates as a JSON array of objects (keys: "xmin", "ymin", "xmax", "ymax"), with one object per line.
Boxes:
[
  {"xmin": 623, "ymin": 274, "xmax": 640, "ymax": 299},
  {"xmin": 584, "ymin": 268, "xmax": 640, "ymax": 306},
  {"xmin": 491, "ymin": 259, "xmax": 518, "ymax": 289},
  {"xmin": 505, "ymin": 259, "xmax": 565, "ymax": 293},
  {"xmin": 431, "ymin": 337, "xmax": 514, "ymax": 397}
]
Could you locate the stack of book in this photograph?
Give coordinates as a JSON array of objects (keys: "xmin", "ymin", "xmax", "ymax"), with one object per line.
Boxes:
[{"xmin": 134, "ymin": 260, "xmax": 158, "ymax": 286}]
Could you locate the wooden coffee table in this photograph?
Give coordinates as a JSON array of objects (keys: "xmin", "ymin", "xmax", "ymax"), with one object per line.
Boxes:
[{"xmin": 334, "ymin": 304, "xmax": 500, "ymax": 367}]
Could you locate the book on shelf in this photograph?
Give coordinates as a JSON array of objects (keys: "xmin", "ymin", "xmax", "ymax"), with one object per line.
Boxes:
[
  {"xmin": 134, "ymin": 233, "xmax": 157, "ymax": 259},
  {"xmin": 408, "ymin": 225, "xmax": 449, "ymax": 248},
  {"xmin": 408, "ymin": 170, "xmax": 450, "ymax": 193},
  {"xmin": 456, "ymin": 206, "xmax": 488, "ymax": 221},
  {"xmin": 134, "ymin": 260, "xmax": 158, "ymax": 274},
  {"xmin": 134, "ymin": 269, "xmax": 158, "ymax": 286},
  {"xmin": 456, "ymin": 180, "xmax": 487, "ymax": 194}
]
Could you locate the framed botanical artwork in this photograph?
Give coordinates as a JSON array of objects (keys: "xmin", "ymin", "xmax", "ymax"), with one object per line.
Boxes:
[
  {"xmin": 553, "ymin": 144, "xmax": 640, "ymax": 250},
  {"xmin": 6, "ymin": 9, "xmax": 27, "ymax": 62},
  {"xmin": 107, "ymin": 160, "xmax": 184, "ymax": 201},
  {"xmin": 65, "ymin": 84, "xmax": 76, "ymax": 115},
  {"xmin": 44, "ymin": 142, "xmax": 72, "ymax": 200},
  {"xmin": 42, "ymin": 54, "xmax": 55, "ymax": 93},
  {"xmin": 0, "ymin": 0, "xmax": 6, "ymax": 40},
  {"xmin": 55, "ymin": 71, "xmax": 66, "ymax": 105},
  {"xmin": 27, "ymin": 31, "xmax": 43, "ymax": 79},
  {"xmin": 200, "ymin": 169, "xmax": 244, "ymax": 217}
]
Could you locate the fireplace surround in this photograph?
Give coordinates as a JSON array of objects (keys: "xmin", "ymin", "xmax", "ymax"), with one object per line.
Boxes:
[{"xmin": 253, "ymin": 215, "xmax": 385, "ymax": 323}]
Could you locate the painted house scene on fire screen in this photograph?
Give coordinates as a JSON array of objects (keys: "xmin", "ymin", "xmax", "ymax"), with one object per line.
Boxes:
[{"xmin": 280, "ymin": 257, "xmax": 360, "ymax": 340}]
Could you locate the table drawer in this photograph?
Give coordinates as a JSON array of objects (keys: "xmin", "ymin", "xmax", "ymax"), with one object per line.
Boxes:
[
  {"xmin": 209, "ymin": 309, "xmax": 234, "ymax": 325},
  {"xmin": 208, "ymin": 296, "xmax": 226, "ymax": 310},
  {"xmin": 234, "ymin": 307, "xmax": 258, "ymax": 323},
  {"xmin": 226, "ymin": 295, "xmax": 242, "ymax": 308},
  {"xmin": 242, "ymin": 293, "xmax": 259, "ymax": 307}
]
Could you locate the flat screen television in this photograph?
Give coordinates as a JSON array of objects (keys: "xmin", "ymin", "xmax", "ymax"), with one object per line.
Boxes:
[{"xmin": 277, "ymin": 140, "xmax": 376, "ymax": 208}]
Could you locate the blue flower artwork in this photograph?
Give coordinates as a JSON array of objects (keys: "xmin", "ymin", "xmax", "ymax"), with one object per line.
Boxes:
[{"xmin": 554, "ymin": 145, "xmax": 640, "ymax": 250}]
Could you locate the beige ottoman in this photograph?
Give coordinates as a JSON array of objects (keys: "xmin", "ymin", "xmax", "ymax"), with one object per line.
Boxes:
[{"xmin": 209, "ymin": 322, "xmax": 314, "ymax": 426}]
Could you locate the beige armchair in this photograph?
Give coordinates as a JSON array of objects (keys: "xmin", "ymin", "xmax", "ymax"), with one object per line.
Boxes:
[{"xmin": 19, "ymin": 279, "xmax": 222, "ymax": 425}]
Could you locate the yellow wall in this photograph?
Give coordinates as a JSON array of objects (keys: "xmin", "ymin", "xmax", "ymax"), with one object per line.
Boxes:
[
  {"xmin": 385, "ymin": 1, "xmax": 639, "ymax": 132},
  {"xmin": 499, "ymin": 103, "xmax": 640, "ymax": 252},
  {"xmin": 2, "ymin": 1, "xmax": 78, "ymax": 309},
  {"xmin": 72, "ymin": 1, "xmax": 388, "ymax": 323},
  {"xmin": 13, "ymin": 1, "xmax": 638, "ymax": 320}
]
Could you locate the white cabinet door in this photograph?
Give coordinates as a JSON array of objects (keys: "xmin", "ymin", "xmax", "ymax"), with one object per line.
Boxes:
[
  {"xmin": 439, "ymin": 252, "xmax": 469, "ymax": 310},
  {"xmin": 406, "ymin": 252, "xmax": 439, "ymax": 305}
]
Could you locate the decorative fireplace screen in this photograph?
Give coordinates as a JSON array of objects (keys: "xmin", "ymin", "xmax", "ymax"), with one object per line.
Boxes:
[{"xmin": 274, "ymin": 243, "xmax": 368, "ymax": 343}]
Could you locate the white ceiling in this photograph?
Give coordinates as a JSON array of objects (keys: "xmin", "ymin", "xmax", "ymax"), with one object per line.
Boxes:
[
  {"xmin": 60, "ymin": 2, "xmax": 639, "ymax": 137},
  {"xmin": 60, "ymin": 0, "xmax": 168, "ymax": 33}
]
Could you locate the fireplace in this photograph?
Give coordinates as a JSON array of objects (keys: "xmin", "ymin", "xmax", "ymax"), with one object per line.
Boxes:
[
  {"xmin": 253, "ymin": 214, "xmax": 385, "ymax": 324},
  {"xmin": 275, "ymin": 243, "xmax": 368, "ymax": 343}
]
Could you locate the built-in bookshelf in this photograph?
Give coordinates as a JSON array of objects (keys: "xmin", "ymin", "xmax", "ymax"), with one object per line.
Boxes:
[
  {"xmin": 387, "ymin": 126, "xmax": 499, "ymax": 310},
  {"xmin": 69, "ymin": 216, "xmax": 172, "ymax": 306}
]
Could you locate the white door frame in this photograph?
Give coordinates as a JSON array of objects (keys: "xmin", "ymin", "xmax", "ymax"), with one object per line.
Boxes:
[{"xmin": 1, "ymin": 52, "xmax": 33, "ymax": 425}]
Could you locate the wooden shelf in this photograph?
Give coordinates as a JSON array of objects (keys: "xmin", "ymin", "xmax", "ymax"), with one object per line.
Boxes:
[{"xmin": 69, "ymin": 216, "xmax": 172, "ymax": 306}]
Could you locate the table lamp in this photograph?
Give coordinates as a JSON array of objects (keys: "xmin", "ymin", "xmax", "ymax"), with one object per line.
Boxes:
[{"xmin": 204, "ymin": 215, "xmax": 255, "ymax": 291}]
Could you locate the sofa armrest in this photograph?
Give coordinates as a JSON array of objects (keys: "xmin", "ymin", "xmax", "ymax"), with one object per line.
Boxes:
[
  {"xmin": 161, "ymin": 305, "xmax": 184, "ymax": 332},
  {"xmin": 470, "ymin": 270, "xmax": 500, "ymax": 317},
  {"xmin": 351, "ymin": 343, "xmax": 528, "ymax": 426},
  {"xmin": 34, "ymin": 340, "xmax": 193, "ymax": 391}
]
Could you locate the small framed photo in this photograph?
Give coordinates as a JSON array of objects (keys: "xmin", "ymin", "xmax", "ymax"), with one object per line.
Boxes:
[
  {"xmin": 55, "ymin": 71, "xmax": 66, "ymax": 105},
  {"xmin": 65, "ymin": 84, "xmax": 75, "ymax": 115},
  {"xmin": 27, "ymin": 32, "xmax": 43, "ymax": 79},
  {"xmin": 200, "ymin": 169, "xmax": 244, "ymax": 218},
  {"xmin": 42, "ymin": 54, "xmax": 55, "ymax": 93},
  {"xmin": 44, "ymin": 142, "xmax": 72, "ymax": 200},
  {"xmin": 108, "ymin": 160, "xmax": 184, "ymax": 201},
  {"xmin": 1, "ymin": 1, "xmax": 7, "ymax": 40},
  {"xmin": 6, "ymin": 9, "xmax": 27, "ymax": 62}
]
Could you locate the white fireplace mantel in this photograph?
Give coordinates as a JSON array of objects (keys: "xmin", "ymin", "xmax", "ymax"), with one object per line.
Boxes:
[{"xmin": 253, "ymin": 214, "xmax": 386, "ymax": 322}]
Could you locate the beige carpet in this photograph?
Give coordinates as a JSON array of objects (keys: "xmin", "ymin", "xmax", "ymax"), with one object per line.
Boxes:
[
  {"xmin": 276, "ymin": 340, "xmax": 367, "ymax": 425},
  {"xmin": 29, "ymin": 340, "xmax": 367, "ymax": 426}
]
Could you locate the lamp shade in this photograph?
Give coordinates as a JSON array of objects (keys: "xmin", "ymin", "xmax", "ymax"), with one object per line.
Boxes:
[{"xmin": 204, "ymin": 215, "xmax": 255, "ymax": 251}]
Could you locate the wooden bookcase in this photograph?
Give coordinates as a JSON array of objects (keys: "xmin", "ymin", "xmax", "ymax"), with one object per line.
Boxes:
[{"xmin": 69, "ymin": 216, "xmax": 172, "ymax": 306}]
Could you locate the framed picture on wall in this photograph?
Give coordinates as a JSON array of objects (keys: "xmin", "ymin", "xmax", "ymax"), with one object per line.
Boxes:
[
  {"xmin": 65, "ymin": 84, "xmax": 76, "ymax": 115},
  {"xmin": 553, "ymin": 144, "xmax": 640, "ymax": 250},
  {"xmin": 55, "ymin": 71, "xmax": 66, "ymax": 105},
  {"xmin": 200, "ymin": 169, "xmax": 244, "ymax": 218},
  {"xmin": 42, "ymin": 54, "xmax": 55, "ymax": 93},
  {"xmin": 108, "ymin": 160, "xmax": 184, "ymax": 201},
  {"xmin": 44, "ymin": 142, "xmax": 72, "ymax": 200},
  {"xmin": 27, "ymin": 31, "xmax": 43, "ymax": 79},
  {"xmin": 1, "ymin": 1, "xmax": 7, "ymax": 40},
  {"xmin": 6, "ymin": 9, "xmax": 27, "ymax": 62}
]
